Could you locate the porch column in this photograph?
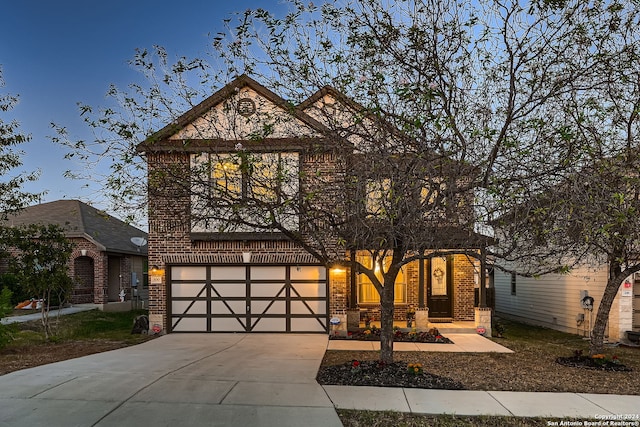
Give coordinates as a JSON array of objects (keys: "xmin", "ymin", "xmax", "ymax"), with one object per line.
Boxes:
[
  {"xmin": 418, "ymin": 252, "xmax": 425, "ymax": 308},
  {"xmin": 479, "ymin": 247, "xmax": 487, "ymax": 308},
  {"xmin": 349, "ymin": 250, "xmax": 357, "ymax": 309}
]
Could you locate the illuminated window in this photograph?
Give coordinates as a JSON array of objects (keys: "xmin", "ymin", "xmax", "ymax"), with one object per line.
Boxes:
[
  {"xmin": 365, "ymin": 178, "xmax": 391, "ymax": 218},
  {"xmin": 357, "ymin": 252, "xmax": 406, "ymax": 304},
  {"xmin": 431, "ymin": 256, "xmax": 448, "ymax": 296},
  {"xmin": 207, "ymin": 152, "xmax": 298, "ymax": 203}
]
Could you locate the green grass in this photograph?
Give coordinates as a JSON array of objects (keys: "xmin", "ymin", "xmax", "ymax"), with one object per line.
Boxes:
[
  {"xmin": 9, "ymin": 309, "xmax": 150, "ymax": 345},
  {"xmin": 337, "ymin": 410, "xmax": 561, "ymax": 427}
]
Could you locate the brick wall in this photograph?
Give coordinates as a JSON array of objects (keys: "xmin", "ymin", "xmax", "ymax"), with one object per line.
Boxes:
[{"xmin": 453, "ymin": 254, "xmax": 477, "ymax": 321}]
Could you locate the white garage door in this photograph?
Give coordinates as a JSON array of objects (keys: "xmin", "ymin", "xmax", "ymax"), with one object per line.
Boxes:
[{"xmin": 169, "ymin": 265, "xmax": 328, "ymax": 333}]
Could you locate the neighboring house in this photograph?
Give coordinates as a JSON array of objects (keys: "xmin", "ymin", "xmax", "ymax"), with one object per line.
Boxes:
[
  {"xmin": 138, "ymin": 75, "xmax": 490, "ymax": 334},
  {"xmin": 494, "ymin": 265, "xmax": 640, "ymax": 342},
  {"xmin": 2, "ymin": 200, "xmax": 148, "ymax": 308}
]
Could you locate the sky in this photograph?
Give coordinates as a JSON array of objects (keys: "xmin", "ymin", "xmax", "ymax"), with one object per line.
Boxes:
[{"xmin": 1, "ymin": 0, "xmax": 288, "ymax": 222}]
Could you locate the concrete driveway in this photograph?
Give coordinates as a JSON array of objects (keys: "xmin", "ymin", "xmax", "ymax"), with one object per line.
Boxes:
[{"xmin": 0, "ymin": 334, "xmax": 342, "ymax": 427}]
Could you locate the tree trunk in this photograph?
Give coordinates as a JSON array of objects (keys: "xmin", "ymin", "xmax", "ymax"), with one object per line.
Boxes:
[
  {"xmin": 379, "ymin": 280, "xmax": 395, "ymax": 363},
  {"xmin": 590, "ymin": 261, "xmax": 622, "ymax": 355}
]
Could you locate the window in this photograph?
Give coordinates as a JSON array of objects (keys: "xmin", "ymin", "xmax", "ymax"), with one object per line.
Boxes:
[
  {"xmin": 365, "ymin": 178, "xmax": 391, "ymax": 218},
  {"xmin": 208, "ymin": 152, "xmax": 298, "ymax": 203},
  {"xmin": 357, "ymin": 253, "xmax": 406, "ymax": 304},
  {"xmin": 510, "ymin": 272, "xmax": 517, "ymax": 295},
  {"xmin": 431, "ymin": 256, "xmax": 448, "ymax": 296},
  {"xmin": 191, "ymin": 152, "xmax": 299, "ymax": 233}
]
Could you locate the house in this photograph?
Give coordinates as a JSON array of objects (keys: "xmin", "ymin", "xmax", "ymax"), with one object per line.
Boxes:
[
  {"xmin": 2, "ymin": 200, "xmax": 148, "ymax": 309},
  {"xmin": 494, "ymin": 264, "xmax": 640, "ymax": 342},
  {"xmin": 138, "ymin": 75, "xmax": 491, "ymax": 334}
]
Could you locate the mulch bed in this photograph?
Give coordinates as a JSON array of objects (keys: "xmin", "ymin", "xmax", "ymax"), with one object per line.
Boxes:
[
  {"xmin": 555, "ymin": 355, "xmax": 632, "ymax": 372},
  {"xmin": 317, "ymin": 359, "xmax": 465, "ymax": 389}
]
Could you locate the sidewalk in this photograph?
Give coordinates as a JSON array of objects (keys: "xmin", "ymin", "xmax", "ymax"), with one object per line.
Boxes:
[
  {"xmin": 0, "ymin": 303, "xmax": 98, "ymax": 325},
  {"xmin": 324, "ymin": 336, "xmax": 640, "ymax": 419},
  {"xmin": 323, "ymin": 386, "xmax": 640, "ymax": 418}
]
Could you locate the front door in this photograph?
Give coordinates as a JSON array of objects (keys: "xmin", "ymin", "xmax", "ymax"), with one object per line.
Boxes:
[
  {"xmin": 427, "ymin": 256, "xmax": 453, "ymax": 318},
  {"xmin": 107, "ymin": 256, "xmax": 122, "ymax": 302}
]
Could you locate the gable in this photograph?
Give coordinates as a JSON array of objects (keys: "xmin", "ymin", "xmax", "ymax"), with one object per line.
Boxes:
[
  {"xmin": 138, "ymin": 75, "xmax": 328, "ymax": 153},
  {"xmin": 171, "ymin": 86, "xmax": 322, "ymax": 142}
]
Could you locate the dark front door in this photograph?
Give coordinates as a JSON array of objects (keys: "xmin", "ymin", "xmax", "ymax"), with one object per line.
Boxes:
[{"xmin": 427, "ymin": 256, "xmax": 453, "ymax": 318}]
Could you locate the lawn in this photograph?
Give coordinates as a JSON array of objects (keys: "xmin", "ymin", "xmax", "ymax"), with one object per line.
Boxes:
[{"xmin": 0, "ymin": 309, "xmax": 153, "ymax": 375}]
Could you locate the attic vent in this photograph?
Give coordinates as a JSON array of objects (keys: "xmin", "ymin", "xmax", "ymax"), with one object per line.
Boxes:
[{"xmin": 237, "ymin": 98, "xmax": 256, "ymax": 117}]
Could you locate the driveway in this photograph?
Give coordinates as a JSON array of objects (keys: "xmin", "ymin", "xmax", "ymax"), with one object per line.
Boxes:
[{"xmin": 0, "ymin": 334, "xmax": 342, "ymax": 427}]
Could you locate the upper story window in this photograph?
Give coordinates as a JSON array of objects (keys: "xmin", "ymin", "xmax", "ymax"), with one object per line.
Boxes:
[
  {"xmin": 209, "ymin": 153, "xmax": 297, "ymax": 203},
  {"xmin": 191, "ymin": 152, "xmax": 299, "ymax": 233}
]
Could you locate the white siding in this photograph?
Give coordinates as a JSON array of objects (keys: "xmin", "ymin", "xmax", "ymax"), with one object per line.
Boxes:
[{"xmin": 494, "ymin": 264, "xmax": 625, "ymax": 338}]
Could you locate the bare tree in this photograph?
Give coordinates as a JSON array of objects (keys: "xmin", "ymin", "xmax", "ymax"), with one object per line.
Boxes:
[
  {"xmin": 56, "ymin": 0, "xmax": 623, "ymax": 361},
  {"xmin": 494, "ymin": 3, "xmax": 640, "ymax": 354}
]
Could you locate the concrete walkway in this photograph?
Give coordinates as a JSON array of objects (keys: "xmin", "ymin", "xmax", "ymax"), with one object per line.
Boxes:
[
  {"xmin": 1, "ymin": 333, "xmax": 638, "ymax": 426},
  {"xmin": 1, "ymin": 304, "xmax": 99, "ymax": 325},
  {"xmin": 328, "ymin": 333, "xmax": 514, "ymax": 353}
]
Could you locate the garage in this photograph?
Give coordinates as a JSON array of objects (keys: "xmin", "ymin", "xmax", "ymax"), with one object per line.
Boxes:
[{"xmin": 168, "ymin": 264, "xmax": 328, "ymax": 333}]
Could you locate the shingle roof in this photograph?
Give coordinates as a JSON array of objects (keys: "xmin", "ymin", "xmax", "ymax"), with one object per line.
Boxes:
[{"xmin": 4, "ymin": 200, "xmax": 148, "ymax": 255}]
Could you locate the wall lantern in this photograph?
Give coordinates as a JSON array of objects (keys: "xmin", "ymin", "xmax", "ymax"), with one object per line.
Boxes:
[{"xmin": 149, "ymin": 265, "xmax": 165, "ymax": 277}]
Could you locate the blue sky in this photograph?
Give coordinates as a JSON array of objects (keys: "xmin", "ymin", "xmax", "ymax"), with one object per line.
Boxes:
[{"xmin": 1, "ymin": 0, "xmax": 287, "ymax": 219}]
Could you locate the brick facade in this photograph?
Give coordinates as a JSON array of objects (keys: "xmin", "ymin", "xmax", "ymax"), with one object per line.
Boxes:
[{"xmin": 142, "ymin": 77, "xmax": 483, "ymax": 331}]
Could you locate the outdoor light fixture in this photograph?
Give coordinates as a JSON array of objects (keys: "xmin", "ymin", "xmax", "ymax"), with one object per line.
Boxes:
[{"xmin": 149, "ymin": 265, "xmax": 165, "ymax": 276}]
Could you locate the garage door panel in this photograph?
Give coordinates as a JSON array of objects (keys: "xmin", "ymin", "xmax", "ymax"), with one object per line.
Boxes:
[
  {"xmin": 212, "ymin": 300, "xmax": 246, "ymax": 315},
  {"xmin": 251, "ymin": 283, "xmax": 285, "ymax": 297},
  {"xmin": 172, "ymin": 283, "xmax": 206, "ymax": 298},
  {"xmin": 290, "ymin": 266, "xmax": 326, "ymax": 281},
  {"xmin": 211, "ymin": 266, "xmax": 246, "ymax": 280},
  {"xmin": 172, "ymin": 317, "xmax": 207, "ymax": 332},
  {"xmin": 290, "ymin": 300, "xmax": 326, "ymax": 315},
  {"xmin": 211, "ymin": 318, "xmax": 246, "ymax": 332},
  {"xmin": 211, "ymin": 283, "xmax": 246, "ymax": 297},
  {"xmin": 172, "ymin": 300, "xmax": 207, "ymax": 315},
  {"xmin": 251, "ymin": 300, "xmax": 286, "ymax": 314},
  {"xmin": 251, "ymin": 266, "xmax": 286, "ymax": 280},
  {"xmin": 251, "ymin": 317, "xmax": 286, "ymax": 331},
  {"xmin": 172, "ymin": 267, "xmax": 207, "ymax": 280},
  {"xmin": 291, "ymin": 283, "xmax": 326, "ymax": 298}
]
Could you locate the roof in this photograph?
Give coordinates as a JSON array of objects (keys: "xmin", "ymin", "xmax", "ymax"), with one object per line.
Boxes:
[
  {"xmin": 4, "ymin": 200, "xmax": 148, "ymax": 256},
  {"xmin": 136, "ymin": 74, "xmax": 329, "ymax": 153}
]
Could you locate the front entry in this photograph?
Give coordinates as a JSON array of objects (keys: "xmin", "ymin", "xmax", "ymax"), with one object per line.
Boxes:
[
  {"xmin": 169, "ymin": 264, "xmax": 328, "ymax": 333},
  {"xmin": 427, "ymin": 256, "xmax": 453, "ymax": 319}
]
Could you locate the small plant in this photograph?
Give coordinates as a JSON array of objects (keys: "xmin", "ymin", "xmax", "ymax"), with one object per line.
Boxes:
[
  {"xmin": 591, "ymin": 354, "xmax": 621, "ymax": 367},
  {"xmin": 407, "ymin": 362, "xmax": 424, "ymax": 375},
  {"xmin": 351, "ymin": 359, "xmax": 361, "ymax": 373},
  {"xmin": 493, "ymin": 318, "xmax": 505, "ymax": 337}
]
